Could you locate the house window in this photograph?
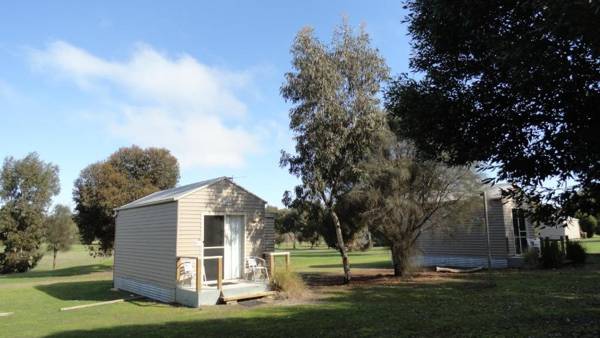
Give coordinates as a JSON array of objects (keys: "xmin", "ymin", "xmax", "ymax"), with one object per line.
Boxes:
[{"xmin": 512, "ymin": 209, "xmax": 528, "ymax": 255}]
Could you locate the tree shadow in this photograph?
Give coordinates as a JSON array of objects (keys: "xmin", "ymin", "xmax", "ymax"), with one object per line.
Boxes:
[
  {"xmin": 3, "ymin": 264, "xmax": 111, "ymax": 279},
  {"xmin": 35, "ymin": 280, "xmax": 129, "ymax": 302},
  {"xmin": 41, "ymin": 275, "xmax": 600, "ymax": 338}
]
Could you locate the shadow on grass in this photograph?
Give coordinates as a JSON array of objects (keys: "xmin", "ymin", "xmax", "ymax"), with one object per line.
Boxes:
[
  {"xmin": 35, "ymin": 280, "xmax": 127, "ymax": 302},
  {"xmin": 2, "ymin": 264, "xmax": 111, "ymax": 279},
  {"xmin": 42, "ymin": 274, "xmax": 600, "ymax": 338}
]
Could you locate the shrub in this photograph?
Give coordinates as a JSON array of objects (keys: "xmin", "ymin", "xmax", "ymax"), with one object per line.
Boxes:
[
  {"xmin": 566, "ymin": 241, "xmax": 587, "ymax": 265},
  {"xmin": 522, "ymin": 247, "xmax": 540, "ymax": 269},
  {"xmin": 270, "ymin": 270, "xmax": 307, "ymax": 299},
  {"xmin": 540, "ymin": 239, "xmax": 563, "ymax": 269},
  {"xmin": 579, "ymin": 215, "xmax": 597, "ymax": 238}
]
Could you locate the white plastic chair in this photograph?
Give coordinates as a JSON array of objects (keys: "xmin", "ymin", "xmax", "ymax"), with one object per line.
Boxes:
[
  {"xmin": 178, "ymin": 261, "xmax": 195, "ymax": 288},
  {"xmin": 245, "ymin": 256, "xmax": 269, "ymax": 282},
  {"xmin": 528, "ymin": 238, "xmax": 541, "ymax": 249}
]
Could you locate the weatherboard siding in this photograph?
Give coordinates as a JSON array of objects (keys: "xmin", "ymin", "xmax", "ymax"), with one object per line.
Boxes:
[
  {"xmin": 176, "ymin": 180, "xmax": 270, "ymax": 259},
  {"xmin": 114, "ymin": 202, "xmax": 177, "ymax": 299},
  {"xmin": 536, "ymin": 217, "xmax": 581, "ymax": 240},
  {"xmin": 416, "ymin": 197, "xmax": 510, "ymax": 264}
]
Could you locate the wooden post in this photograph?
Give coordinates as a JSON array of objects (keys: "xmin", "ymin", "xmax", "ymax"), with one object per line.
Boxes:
[
  {"xmin": 269, "ymin": 253, "xmax": 275, "ymax": 276},
  {"xmin": 217, "ymin": 256, "xmax": 223, "ymax": 291},
  {"xmin": 196, "ymin": 257, "xmax": 202, "ymax": 291},
  {"xmin": 481, "ymin": 191, "xmax": 492, "ymax": 270},
  {"xmin": 285, "ymin": 253, "xmax": 290, "ymax": 272},
  {"xmin": 559, "ymin": 236, "xmax": 565, "ymax": 256}
]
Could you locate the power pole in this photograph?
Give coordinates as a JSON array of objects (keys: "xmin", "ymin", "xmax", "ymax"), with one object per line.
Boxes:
[{"xmin": 482, "ymin": 191, "xmax": 492, "ymax": 270}]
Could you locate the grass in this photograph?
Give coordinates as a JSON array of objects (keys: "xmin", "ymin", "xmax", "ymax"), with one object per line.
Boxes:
[
  {"xmin": 578, "ymin": 237, "xmax": 600, "ymax": 254},
  {"xmin": 275, "ymin": 245, "xmax": 392, "ymax": 272},
  {"xmin": 0, "ymin": 244, "xmax": 599, "ymax": 337}
]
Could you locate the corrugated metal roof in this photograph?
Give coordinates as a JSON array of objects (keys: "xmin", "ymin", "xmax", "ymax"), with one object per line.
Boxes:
[{"xmin": 116, "ymin": 176, "xmax": 228, "ymax": 211}]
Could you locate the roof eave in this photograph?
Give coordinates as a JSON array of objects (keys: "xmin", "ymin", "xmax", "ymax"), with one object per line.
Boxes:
[{"xmin": 114, "ymin": 197, "xmax": 177, "ymax": 212}]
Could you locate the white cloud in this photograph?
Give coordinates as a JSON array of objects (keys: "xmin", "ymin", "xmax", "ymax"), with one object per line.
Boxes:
[
  {"xmin": 110, "ymin": 106, "xmax": 258, "ymax": 168},
  {"xmin": 30, "ymin": 41, "xmax": 260, "ymax": 168}
]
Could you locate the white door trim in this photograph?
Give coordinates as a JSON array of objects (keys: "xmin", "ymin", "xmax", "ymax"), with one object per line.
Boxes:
[{"xmin": 201, "ymin": 212, "xmax": 246, "ymax": 281}]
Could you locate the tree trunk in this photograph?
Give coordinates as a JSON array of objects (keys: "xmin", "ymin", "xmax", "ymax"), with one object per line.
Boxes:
[
  {"xmin": 330, "ymin": 209, "xmax": 351, "ymax": 283},
  {"xmin": 390, "ymin": 244, "xmax": 409, "ymax": 277},
  {"xmin": 53, "ymin": 249, "xmax": 57, "ymax": 270}
]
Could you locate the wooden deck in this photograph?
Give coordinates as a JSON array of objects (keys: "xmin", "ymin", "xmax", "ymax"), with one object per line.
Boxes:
[
  {"xmin": 176, "ymin": 280, "xmax": 270, "ymax": 307},
  {"xmin": 174, "ymin": 252, "xmax": 289, "ymax": 307}
]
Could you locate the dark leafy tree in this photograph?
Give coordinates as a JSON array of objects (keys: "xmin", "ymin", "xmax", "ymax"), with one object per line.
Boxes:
[
  {"xmin": 0, "ymin": 153, "xmax": 60, "ymax": 273},
  {"xmin": 388, "ymin": 1, "xmax": 600, "ymax": 224},
  {"xmin": 578, "ymin": 214, "xmax": 597, "ymax": 238},
  {"xmin": 281, "ymin": 21, "xmax": 389, "ymax": 283},
  {"xmin": 283, "ymin": 192, "xmax": 367, "ymax": 250},
  {"xmin": 73, "ymin": 146, "xmax": 179, "ymax": 255},
  {"xmin": 269, "ymin": 206, "xmax": 300, "ymax": 248},
  {"xmin": 45, "ymin": 204, "xmax": 78, "ymax": 269}
]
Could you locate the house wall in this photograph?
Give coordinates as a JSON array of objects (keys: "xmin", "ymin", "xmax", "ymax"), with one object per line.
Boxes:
[
  {"xmin": 415, "ymin": 197, "xmax": 510, "ymax": 268},
  {"xmin": 176, "ymin": 179, "xmax": 271, "ymax": 262},
  {"xmin": 536, "ymin": 217, "xmax": 581, "ymax": 240},
  {"xmin": 114, "ymin": 202, "xmax": 178, "ymax": 303}
]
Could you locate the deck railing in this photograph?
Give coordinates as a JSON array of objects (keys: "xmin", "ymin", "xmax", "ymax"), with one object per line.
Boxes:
[
  {"xmin": 177, "ymin": 252, "xmax": 290, "ymax": 292},
  {"xmin": 264, "ymin": 251, "xmax": 290, "ymax": 276},
  {"xmin": 176, "ymin": 255, "xmax": 223, "ymax": 292}
]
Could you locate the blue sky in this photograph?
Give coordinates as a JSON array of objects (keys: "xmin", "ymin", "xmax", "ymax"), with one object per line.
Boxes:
[{"xmin": 0, "ymin": 1, "xmax": 411, "ymax": 208}]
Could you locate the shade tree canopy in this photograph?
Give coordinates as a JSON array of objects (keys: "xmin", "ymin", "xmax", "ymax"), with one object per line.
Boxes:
[
  {"xmin": 387, "ymin": 1, "xmax": 600, "ymax": 224},
  {"xmin": 0, "ymin": 153, "xmax": 60, "ymax": 273},
  {"xmin": 73, "ymin": 145, "xmax": 180, "ymax": 255}
]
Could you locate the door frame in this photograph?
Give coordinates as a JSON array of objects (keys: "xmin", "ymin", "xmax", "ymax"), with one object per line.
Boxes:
[
  {"xmin": 511, "ymin": 208, "xmax": 529, "ymax": 256},
  {"xmin": 201, "ymin": 212, "xmax": 246, "ymax": 281}
]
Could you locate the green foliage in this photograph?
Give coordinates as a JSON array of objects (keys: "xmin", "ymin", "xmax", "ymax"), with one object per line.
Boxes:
[
  {"xmin": 354, "ymin": 131, "xmax": 482, "ymax": 276},
  {"xmin": 0, "ymin": 152, "xmax": 60, "ymax": 273},
  {"xmin": 522, "ymin": 248, "xmax": 540, "ymax": 269},
  {"xmin": 270, "ymin": 269, "xmax": 307, "ymax": 299},
  {"xmin": 283, "ymin": 193, "xmax": 368, "ymax": 250},
  {"xmin": 280, "ymin": 20, "xmax": 389, "ymax": 282},
  {"xmin": 578, "ymin": 215, "xmax": 597, "ymax": 238},
  {"xmin": 540, "ymin": 239, "xmax": 563, "ymax": 269},
  {"xmin": 46, "ymin": 204, "xmax": 79, "ymax": 269},
  {"xmin": 566, "ymin": 241, "xmax": 587, "ymax": 265},
  {"xmin": 389, "ymin": 1, "xmax": 600, "ymax": 224},
  {"xmin": 73, "ymin": 146, "xmax": 179, "ymax": 255}
]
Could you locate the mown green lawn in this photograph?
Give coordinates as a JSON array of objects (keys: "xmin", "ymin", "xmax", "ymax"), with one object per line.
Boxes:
[
  {"xmin": 578, "ymin": 237, "xmax": 600, "ymax": 254},
  {"xmin": 1, "ymin": 244, "xmax": 599, "ymax": 337}
]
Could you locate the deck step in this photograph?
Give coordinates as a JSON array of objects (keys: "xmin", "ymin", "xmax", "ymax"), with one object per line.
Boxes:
[{"xmin": 221, "ymin": 291, "xmax": 277, "ymax": 303}]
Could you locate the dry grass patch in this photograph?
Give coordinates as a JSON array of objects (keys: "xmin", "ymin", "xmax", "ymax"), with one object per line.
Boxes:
[{"xmin": 270, "ymin": 270, "xmax": 310, "ymax": 300}]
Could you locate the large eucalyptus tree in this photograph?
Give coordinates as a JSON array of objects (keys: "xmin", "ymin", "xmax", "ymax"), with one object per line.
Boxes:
[{"xmin": 280, "ymin": 21, "xmax": 389, "ymax": 283}]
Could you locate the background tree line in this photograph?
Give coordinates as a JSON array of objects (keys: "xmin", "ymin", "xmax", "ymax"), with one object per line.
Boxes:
[{"xmin": 0, "ymin": 146, "xmax": 180, "ymax": 273}]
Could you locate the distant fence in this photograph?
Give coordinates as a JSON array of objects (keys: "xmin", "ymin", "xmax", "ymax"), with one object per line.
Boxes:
[{"xmin": 539, "ymin": 236, "xmax": 570, "ymax": 256}]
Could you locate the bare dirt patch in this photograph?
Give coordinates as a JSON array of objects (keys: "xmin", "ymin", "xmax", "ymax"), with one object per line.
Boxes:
[{"xmin": 301, "ymin": 268, "xmax": 494, "ymax": 290}]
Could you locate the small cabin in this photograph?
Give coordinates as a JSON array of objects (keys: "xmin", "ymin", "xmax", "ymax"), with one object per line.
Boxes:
[{"xmin": 113, "ymin": 177, "xmax": 275, "ymax": 307}]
